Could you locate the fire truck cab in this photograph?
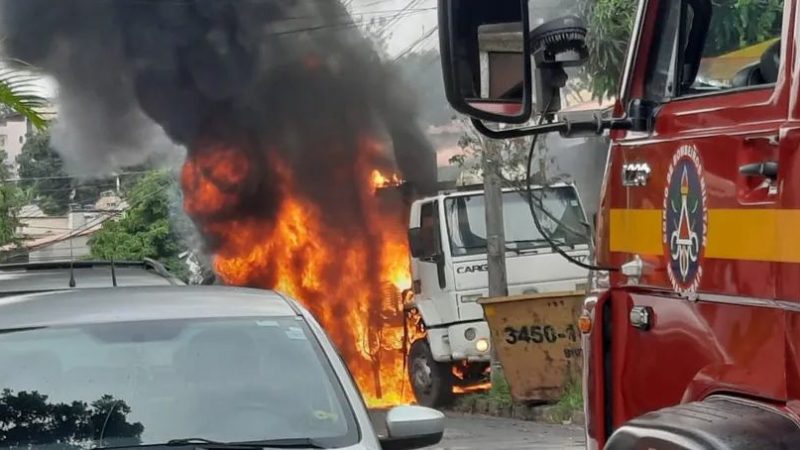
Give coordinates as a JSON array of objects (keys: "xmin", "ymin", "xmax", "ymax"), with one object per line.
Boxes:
[
  {"xmin": 437, "ymin": 0, "xmax": 800, "ymax": 448},
  {"xmin": 405, "ymin": 183, "xmax": 591, "ymax": 407}
]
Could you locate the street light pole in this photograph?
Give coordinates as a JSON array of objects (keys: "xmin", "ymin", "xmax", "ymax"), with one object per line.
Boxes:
[{"xmin": 481, "ymin": 138, "xmax": 508, "ymax": 384}]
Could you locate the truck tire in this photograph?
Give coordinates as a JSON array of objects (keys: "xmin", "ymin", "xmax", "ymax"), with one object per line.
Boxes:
[
  {"xmin": 408, "ymin": 339, "xmax": 454, "ymax": 408},
  {"xmin": 606, "ymin": 396, "xmax": 800, "ymax": 449}
]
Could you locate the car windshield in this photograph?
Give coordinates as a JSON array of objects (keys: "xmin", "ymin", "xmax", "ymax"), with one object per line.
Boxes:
[
  {"xmin": 0, "ymin": 317, "xmax": 358, "ymax": 449},
  {"xmin": 444, "ymin": 187, "xmax": 589, "ymax": 256}
]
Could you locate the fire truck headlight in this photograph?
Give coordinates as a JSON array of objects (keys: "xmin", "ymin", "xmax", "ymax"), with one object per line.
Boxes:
[{"xmin": 475, "ymin": 338, "xmax": 490, "ymax": 353}]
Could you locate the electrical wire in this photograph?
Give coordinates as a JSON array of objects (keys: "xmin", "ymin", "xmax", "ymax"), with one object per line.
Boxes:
[
  {"xmin": 523, "ymin": 100, "xmax": 618, "ymax": 272},
  {"xmin": 21, "ymin": 178, "xmax": 172, "ymax": 246},
  {"xmin": 5, "ymin": 171, "xmax": 150, "ymax": 183},
  {"xmin": 392, "ymin": 26, "xmax": 438, "ymax": 61},
  {"xmin": 500, "ymin": 174, "xmax": 588, "ymax": 242}
]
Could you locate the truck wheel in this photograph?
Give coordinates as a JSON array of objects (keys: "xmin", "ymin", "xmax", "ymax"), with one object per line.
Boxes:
[{"xmin": 408, "ymin": 339, "xmax": 454, "ymax": 408}]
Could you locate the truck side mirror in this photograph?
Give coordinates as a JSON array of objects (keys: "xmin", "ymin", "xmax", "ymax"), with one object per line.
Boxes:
[
  {"xmin": 408, "ymin": 228, "xmax": 424, "ymax": 258},
  {"xmin": 439, "ymin": 0, "xmax": 532, "ymax": 124},
  {"xmin": 627, "ymin": 98, "xmax": 658, "ymax": 132}
]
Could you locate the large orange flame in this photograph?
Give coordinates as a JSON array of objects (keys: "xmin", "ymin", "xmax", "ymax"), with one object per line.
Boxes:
[{"xmin": 181, "ymin": 140, "xmax": 419, "ymax": 408}]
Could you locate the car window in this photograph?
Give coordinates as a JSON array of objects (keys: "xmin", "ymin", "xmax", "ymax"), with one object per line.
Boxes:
[{"xmin": 0, "ymin": 317, "xmax": 359, "ymax": 449}]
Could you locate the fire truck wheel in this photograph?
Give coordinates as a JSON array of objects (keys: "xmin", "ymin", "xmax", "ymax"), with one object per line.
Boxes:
[{"xmin": 408, "ymin": 339, "xmax": 454, "ymax": 408}]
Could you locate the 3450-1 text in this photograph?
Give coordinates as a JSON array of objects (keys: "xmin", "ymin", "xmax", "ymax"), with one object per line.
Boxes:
[{"xmin": 503, "ymin": 324, "xmax": 578, "ymax": 345}]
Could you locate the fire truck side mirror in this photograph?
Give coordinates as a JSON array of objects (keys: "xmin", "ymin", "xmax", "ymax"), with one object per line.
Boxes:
[
  {"xmin": 439, "ymin": 0, "xmax": 533, "ymax": 124},
  {"xmin": 627, "ymin": 98, "xmax": 658, "ymax": 133},
  {"xmin": 408, "ymin": 228, "xmax": 425, "ymax": 258}
]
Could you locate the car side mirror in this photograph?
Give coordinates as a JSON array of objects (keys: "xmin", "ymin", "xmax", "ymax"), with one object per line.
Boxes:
[
  {"xmin": 439, "ymin": 0, "xmax": 532, "ymax": 124},
  {"xmin": 380, "ymin": 405, "xmax": 445, "ymax": 450}
]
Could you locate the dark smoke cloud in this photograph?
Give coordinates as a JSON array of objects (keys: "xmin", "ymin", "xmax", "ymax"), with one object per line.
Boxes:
[{"xmin": 0, "ymin": 0, "xmax": 437, "ymax": 206}]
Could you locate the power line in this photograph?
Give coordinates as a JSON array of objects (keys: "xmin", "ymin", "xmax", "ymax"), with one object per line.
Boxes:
[
  {"xmin": 393, "ymin": 25, "xmax": 438, "ymax": 61},
  {"xmin": 376, "ymin": 0, "xmax": 426, "ymax": 37},
  {"xmin": 19, "ymin": 177, "xmax": 174, "ymax": 246},
  {"xmin": 5, "ymin": 171, "xmax": 149, "ymax": 183}
]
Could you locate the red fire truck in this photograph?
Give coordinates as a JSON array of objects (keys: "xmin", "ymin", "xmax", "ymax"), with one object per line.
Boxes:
[{"xmin": 437, "ymin": 0, "xmax": 800, "ymax": 448}]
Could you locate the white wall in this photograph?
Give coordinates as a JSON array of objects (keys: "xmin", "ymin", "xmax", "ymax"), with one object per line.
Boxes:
[
  {"xmin": 0, "ymin": 116, "xmax": 29, "ymax": 175},
  {"xmin": 28, "ymin": 235, "xmax": 91, "ymax": 262}
]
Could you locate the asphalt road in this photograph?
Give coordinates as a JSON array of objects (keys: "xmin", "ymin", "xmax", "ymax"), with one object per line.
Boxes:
[{"xmin": 427, "ymin": 413, "xmax": 586, "ymax": 450}]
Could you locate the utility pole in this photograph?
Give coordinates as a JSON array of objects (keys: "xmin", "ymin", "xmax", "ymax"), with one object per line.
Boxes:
[{"xmin": 481, "ymin": 138, "xmax": 508, "ymax": 384}]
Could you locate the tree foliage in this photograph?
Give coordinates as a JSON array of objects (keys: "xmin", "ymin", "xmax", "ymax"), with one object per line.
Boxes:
[
  {"xmin": 0, "ymin": 149, "xmax": 24, "ymax": 247},
  {"xmin": 704, "ymin": 0, "xmax": 783, "ymax": 56},
  {"xmin": 448, "ymin": 117, "xmax": 567, "ymax": 187},
  {"xmin": 16, "ymin": 129, "xmax": 130, "ymax": 216},
  {"xmin": 580, "ymin": 0, "xmax": 784, "ymax": 100},
  {"xmin": 580, "ymin": 0, "xmax": 638, "ymax": 101},
  {"xmin": 0, "ymin": 389, "xmax": 143, "ymax": 449},
  {"xmin": 88, "ymin": 171, "xmax": 190, "ymax": 280}
]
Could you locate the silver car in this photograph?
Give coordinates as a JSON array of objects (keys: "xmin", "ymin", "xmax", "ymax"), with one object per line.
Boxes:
[{"xmin": 0, "ymin": 286, "xmax": 444, "ymax": 449}]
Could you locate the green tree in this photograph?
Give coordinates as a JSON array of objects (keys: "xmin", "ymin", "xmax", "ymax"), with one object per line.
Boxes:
[
  {"xmin": 0, "ymin": 389, "xmax": 143, "ymax": 448},
  {"xmin": 88, "ymin": 171, "xmax": 190, "ymax": 280},
  {"xmin": 16, "ymin": 130, "xmax": 70, "ymax": 215},
  {"xmin": 0, "ymin": 149, "xmax": 11, "ymax": 181},
  {"xmin": 579, "ymin": 0, "xmax": 784, "ymax": 100},
  {"xmin": 704, "ymin": 0, "xmax": 783, "ymax": 56},
  {"xmin": 580, "ymin": 0, "xmax": 638, "ymax": 101},
  {"xmin": 16, "ymin": 129, "xmax": 117, "ymax": 215},
  {"xmin": 0, "ymin": 149, "xmax": 24, "ymax": 247}
]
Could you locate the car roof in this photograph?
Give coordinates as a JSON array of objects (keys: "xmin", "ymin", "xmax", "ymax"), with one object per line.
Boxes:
[
  {"xmin": 0, "ymin": 286, "xmax": 299, "ymax": 330},
  {"xmin": 0, "ymin": 259, "xmax": 183, "ymax": 294}
]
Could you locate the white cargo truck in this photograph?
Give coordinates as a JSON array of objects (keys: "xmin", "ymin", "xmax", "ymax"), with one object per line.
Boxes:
[{"xmin": 404, "ymin": 182, "xmax": 591, "ymax": 407}]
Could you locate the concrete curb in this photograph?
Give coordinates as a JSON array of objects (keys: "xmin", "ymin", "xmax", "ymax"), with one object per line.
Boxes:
[{"xmin": 448, "ymin": 397, "xmax": 586, "ymax": 426}]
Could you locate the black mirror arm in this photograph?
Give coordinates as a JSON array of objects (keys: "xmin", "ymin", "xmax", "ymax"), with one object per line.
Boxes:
[
  {"xmin": 470, "ymin": 117, "xmax": 566, "ymax": 139},
  {"xmin": 471, "ymin": 115, "xmax": 631, "ymax": 140},
  {"xmin": 560, "ymin": 114, "xmax": 632, "ymax": 138}
]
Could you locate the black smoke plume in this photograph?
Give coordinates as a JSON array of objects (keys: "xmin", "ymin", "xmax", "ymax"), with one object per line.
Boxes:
[{"xmin": 0, "ymin": 0, "xmax": 438, "ymax": 239}]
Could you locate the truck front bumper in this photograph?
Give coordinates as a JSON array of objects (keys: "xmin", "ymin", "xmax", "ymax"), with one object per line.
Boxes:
[{"xmin": 429, "ymin": 321, "xmax": 492, "ymax": 363}]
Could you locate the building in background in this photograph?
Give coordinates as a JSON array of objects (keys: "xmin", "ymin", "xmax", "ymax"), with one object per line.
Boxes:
[
  {"xmin": 0, "ymin": 101, "xmax": 58, "ymax": 176},
  {"xmin": 1, "ymin": 190, "xmax": 127, "ymax": 263}
]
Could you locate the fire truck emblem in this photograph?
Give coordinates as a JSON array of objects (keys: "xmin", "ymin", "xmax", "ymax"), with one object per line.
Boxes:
[{"xmin": 663, "ymin": 145, "xmax": 707, "ymax": 295}]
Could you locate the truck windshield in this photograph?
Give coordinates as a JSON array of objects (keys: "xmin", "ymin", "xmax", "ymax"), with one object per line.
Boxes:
[
  {"xmin": 445, "ymin": 187, "xmax": 588, "ymax": 256},
  {"xmin": 0, "ymin": 317, "xmax": 358, "ymax": 449}
]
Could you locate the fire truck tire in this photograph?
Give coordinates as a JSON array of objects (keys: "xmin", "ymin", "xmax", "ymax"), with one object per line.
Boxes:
[
  {"xmin": 408, "ymin": 339, "xmax": 454, "ymax": 408},
  {"xmin": 605, "ymin": 396, "xmax": 800, "ymax": 449}
]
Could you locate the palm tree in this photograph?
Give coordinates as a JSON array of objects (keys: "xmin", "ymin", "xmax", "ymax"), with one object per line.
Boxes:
[{"xmin": 0, "ymin": 60, "xmax": 48, "ymax": 130}]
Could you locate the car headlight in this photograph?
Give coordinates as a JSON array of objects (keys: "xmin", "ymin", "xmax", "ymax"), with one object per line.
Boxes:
[{"xmin": 475, "ymin": 338, "xmax": 489, "ymax": 353}]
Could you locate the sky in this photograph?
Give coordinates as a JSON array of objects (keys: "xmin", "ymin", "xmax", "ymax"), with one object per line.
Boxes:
[{"xmin": 347, "ymin": 0, "xmax": 439, "ymax": 57}]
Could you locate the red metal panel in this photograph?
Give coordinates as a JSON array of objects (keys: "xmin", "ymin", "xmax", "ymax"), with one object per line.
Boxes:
[{"xmin": 610, "ymin": 291, "xmax": 787, "ymax": 430}]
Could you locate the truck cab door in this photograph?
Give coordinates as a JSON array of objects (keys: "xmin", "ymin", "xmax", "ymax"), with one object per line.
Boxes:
[
  {"xmin": 604, "ymin": 0, "xmax": 788, "ymax": 434},
  {"xmin": 409, "ymin": 200, "xmax": 454, "ymax": 323}
]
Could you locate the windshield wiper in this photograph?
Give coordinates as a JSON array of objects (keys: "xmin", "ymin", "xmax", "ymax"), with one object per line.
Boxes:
[
  {"xmin": 165, "ymin": 438, "xmax": 264, "ymax": 448},
  {"xmin": 509, "ymin": 238, "xmax": 578, "ymax": 252},
  {"xmin": 236, "ymin": 438, "xmax": 327, "ymax": 449},
  {"xmin": 91, "ymin": 437, "xmax": 321, "ymax": 450}
]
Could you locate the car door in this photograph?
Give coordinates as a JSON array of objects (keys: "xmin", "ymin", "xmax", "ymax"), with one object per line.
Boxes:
[{"xmin": 606, "ymin": 0, "xmax": 789, "ymax": 428}]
